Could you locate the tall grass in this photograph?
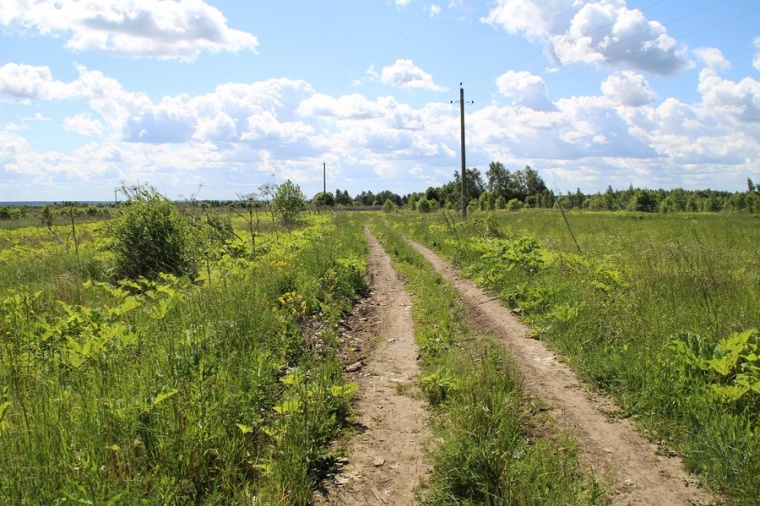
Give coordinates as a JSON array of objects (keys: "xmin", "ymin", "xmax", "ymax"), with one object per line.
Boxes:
[
  {"xmin": 0, "ymin": 213, "xmax": 368, "ymax": 504},
  {"xmin": 370, "ymin": 217, "xmax": 606, "ymax": 505},
  {"xmin": 393, "ymin": 209, "xmax": 759, "ymax": 504}
]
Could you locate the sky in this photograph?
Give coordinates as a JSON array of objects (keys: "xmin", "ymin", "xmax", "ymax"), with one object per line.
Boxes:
[{"xmin": 1, "ymin": 0, "xmax": 759, "ymax": 202}]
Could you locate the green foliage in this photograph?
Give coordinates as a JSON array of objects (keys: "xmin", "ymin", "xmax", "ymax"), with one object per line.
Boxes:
[
  {"xmin": 272, "ymin": 180, "xmax": 306, "ymax": 224},
  {"xmin": 107, "ymin": 185, "xmax": 199, "ymax": 281},
  {"xmin": 669, "ymin": 329, "xmax": 759, "ymax": 407},
  {"xmin": 312, "ymin": 191, "xmax": 335, "ymax": 207},
  {"xmin": 0, "ymin": 213, "xmax": 370, "ymax": 504},
  {"xmin": 506, "ymin": 198, "xmax": 523, "ymax": 211},
  {"xmin": 417, "ymin": 198, "xmax": 433, "ymax": 213},
  {"xmin": 382, "ymin": 198, "xmax": 397, "ymax": 213},
  {"xmin": 386, "ymin": 210, "xmax": 759, "ymax": 503}
]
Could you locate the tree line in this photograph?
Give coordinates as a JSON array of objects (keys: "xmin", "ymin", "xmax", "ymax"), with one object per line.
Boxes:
[{"xmin": 314, "ymin": 162, "xmax": 760, "ymax": 214}]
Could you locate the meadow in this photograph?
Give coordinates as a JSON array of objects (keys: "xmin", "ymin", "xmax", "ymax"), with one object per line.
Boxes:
[
  {"xmin": 390, "ymin": 209, "xmax": 759, "ymax": 505},
  {"xmin": 0, "ymin": 208, "xmax": 369, "ymax": 504},
  {"xmin": 1, "ymin": 203, "xmax": 757, "ymax": 504}
]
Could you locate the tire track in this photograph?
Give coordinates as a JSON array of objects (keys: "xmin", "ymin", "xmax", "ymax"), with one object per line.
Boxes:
[{"xmin": 406, "ymin": 238, "xmax": 716, "ymax": 506}]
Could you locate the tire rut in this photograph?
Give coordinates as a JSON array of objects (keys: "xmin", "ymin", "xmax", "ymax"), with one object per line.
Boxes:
[
  {"xmin": 315, "ymin": 229, "xmax": 431, "ymax": 505},
  {"xmin": 405, "ymin": 238, "xmax": 717, "ymax": 506}
]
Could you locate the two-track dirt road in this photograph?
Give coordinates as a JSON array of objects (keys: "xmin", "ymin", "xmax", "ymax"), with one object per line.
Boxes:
[{"xmin": 316, "ymin": 229, "xmax": 715, "ymax": 506}]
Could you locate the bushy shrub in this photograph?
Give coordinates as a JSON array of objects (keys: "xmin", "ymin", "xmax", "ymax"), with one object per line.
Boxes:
[
  {"xmin": 272, "ymin": 180, "xmax": 306, "ymax": 224},
  {"xmin": 417, "ymin": 198, "xmax": 432, "ymax": 213},
  {"xmin": 107, "ymin": 185, "xmax": 199, "ymax": 281},
  {"xmin": 382, "ymin": 198, "xmax": 397, "ymax": 213}
]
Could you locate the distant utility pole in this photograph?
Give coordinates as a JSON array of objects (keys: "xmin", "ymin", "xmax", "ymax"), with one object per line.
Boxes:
[{"xmin": 452, "ymin": 83, "xmax": 472, "ymax": 218}]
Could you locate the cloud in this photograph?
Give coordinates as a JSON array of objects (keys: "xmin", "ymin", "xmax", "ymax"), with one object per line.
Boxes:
[
  {"xmin": 0, "ymin": 63, "xmax": 74, "ymax": 100},
  {"xmin": 482, "ymin": 0, "xmax": 691, "ymax": 75},
  {"xmin": 496, "ymin": 71, "xmax": 555, "ymax": 111},
  {"xmin": 430, "ymin": 5, "xmax": 442, "ymax": 16},
  {"xmin": 694, "ymin": 47, "xmax": 731, "ymax": 72},
  {"xmin": 380, "ymin": 59, "xmax": 447, "ymax": 91},
  {"xmin": 755, "ymin": 36, "xmax": 760, "ymax": 71},
  {"xmin": 601, "ymin": 71, "xmax": 656, "ymax": 106},
  {"xmin": 698, "ymin": 69, "xmax": 760, "ymax": 124},
  {"xmin": 3, "ymin": 62, "xmax": 759, "ymax": 200},
  {"xmin": 63, "ymin": 114, "xmax": 104, "ymax": 136},
  {"xmin": 0, "ymin": 0, "xmax": 258, "ymax": 61}
]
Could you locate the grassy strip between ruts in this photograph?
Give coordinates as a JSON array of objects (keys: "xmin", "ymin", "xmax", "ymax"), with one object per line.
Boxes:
[
  {"xmin": 391, "ymin": 209, "xmax": 759, "ymax": 505},
  {"xmin": 369, "ymin": 217, "xmax": 607, "ymax": 505},
  {"xmin": 0, "ymin": 213, "xmax": 369, "ymax": 505}
]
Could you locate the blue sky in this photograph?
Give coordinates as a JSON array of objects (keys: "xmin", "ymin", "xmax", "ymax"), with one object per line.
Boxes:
[{"xmin": 1, "ymin": 0, "xmax": 758, "ymax": 202}]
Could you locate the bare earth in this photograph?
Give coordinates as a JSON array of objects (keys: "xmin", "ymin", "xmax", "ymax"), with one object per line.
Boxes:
[
  {"xmin": 315, "ymin": 229, "xmax": 431, "ymax": 505},
  {"xmin": 406, "ymin": 238, "xmax": 717, "ymax": 506}
]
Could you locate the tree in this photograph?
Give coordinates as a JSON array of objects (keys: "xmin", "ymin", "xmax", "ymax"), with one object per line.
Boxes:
[
  {"xmin": 453, "ymin": 167, "xmax": 485, "ymax": 203},
  {"xmin": 271, "ymin": 180, "xmax": 306, "ymax": 225},
  {"xmin": 334, "ymin": 189, "xmax": 352, "ymax": 206},
  {"xmin": 312, "ymin": 191, "xmax": 335, "ymax": 207},
  {"xmin": 486, "ymin": 161, "xmax": 511, "ymax": 200},
  {"xmin": 523, "ymin": 165, "xmax": 547, "ymax": 196}
]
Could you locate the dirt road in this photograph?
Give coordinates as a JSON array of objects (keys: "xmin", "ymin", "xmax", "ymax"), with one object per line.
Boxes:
[
  {"xmin": 407, "ymin": 238, "xmax": 715, "ymax": 506},
  {"xmin": 315, "ymin": 229, "xmax": 431, "ymax": 505},
  {"xmin": 318, "ymin": 230, "xmax": 715, "ymax": 505}
]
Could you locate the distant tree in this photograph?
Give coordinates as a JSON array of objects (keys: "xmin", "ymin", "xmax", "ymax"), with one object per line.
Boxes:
[
  {"xmin": 523, "ymin": 165, "xmax": 547, "ymax": 196},
  {"xmin": 748, "ymin": 178, "xmax": 757, "ymax": 193},
  {"xmin": 425, "ymin": 186, "xmax": 441, "ymax": 205},
  {"xmin": 417, "ymin": 198, "xmax": 433, "ymax": 213},
  {"xmin": 453, "ymin": 167, "xmax": 485, "ymax": 204},
  {"xmin": 272, "ymin": 180, "xmax": 306, "ymax": 224},
  {"xmin": 312, "ymin": 191, "xmax": 335, "ymax": 207},
  {"xmin": 335, "ymin": 189, "xmax": 353, "ymax": 206},
  {"xmin": 382, "ymin": 199, "xmax": 397, "ymax": 213},
  {"xmin": 486, "ymin": 161, "xmax": 511, "ymax": 200},
  {"xmin": 627, "ymin": 189, "xmax": 658, "ymax": 212}
]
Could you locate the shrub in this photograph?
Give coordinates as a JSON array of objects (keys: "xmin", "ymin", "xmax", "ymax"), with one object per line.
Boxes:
[
  {"xmin": 417, "ymin": 198, "xmax": 432, "ymax": 213},
  {"xmin": 272, "ymin": 180, "xmax": 306, "ymax": 224},
  {"xmin": 107, "ymin": 185, "xmax": 199, "ymax": 281},
  {"xmin": 506, "ymin": 198, "xmax": 523, "ymax": 211},
  {"xmin": 382, "ymin": 199, "xmax": 397, "ymax": 213}
]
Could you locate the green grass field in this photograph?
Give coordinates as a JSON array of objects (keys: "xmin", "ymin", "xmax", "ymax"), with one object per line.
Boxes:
[
  {"xmin": 390, "ymin": 208, "xmax": 759, "ymax": 504},
  {"xmin": 1, "ymin": 207, "xmax": 757, "ymax": 504}
]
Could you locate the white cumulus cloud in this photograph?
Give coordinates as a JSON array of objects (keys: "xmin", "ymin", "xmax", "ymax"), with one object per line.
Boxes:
[
  {"xmin": 0, "ymin": 63, "xmax": 74, "ymax": 100},
  {"xmin": 482, "ymin": 0, "xmax": 691, "ymax": 75},
  {"xmin": 63, "ymin": 113, "xmax": 104, "ymax": 136},
  {"xmin": 496, "ymin": 70, "xmax": 555, "ymax": 111},
  {"xmin": 0, "ymin": 0, "xmax": 258, "ymax": 61},
  {"xmin": 601, "ymin": 71, "xmax": 656, "ymax": 106},
  {"xmin": 694, "ymin": 47, "xmax": 731, "ymax": 72},
  {"xmin": 380, "ymin": 59, "xmax": 447, "ymax": 91}
]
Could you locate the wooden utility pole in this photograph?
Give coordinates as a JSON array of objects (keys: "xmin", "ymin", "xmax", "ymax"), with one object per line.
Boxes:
[{"xmin": 458, "ymin": 84, "xmax": 467, "ymax": 218}]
